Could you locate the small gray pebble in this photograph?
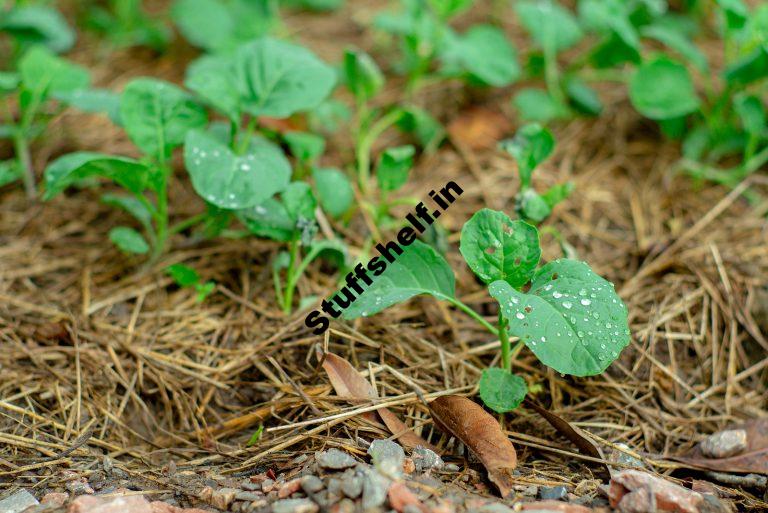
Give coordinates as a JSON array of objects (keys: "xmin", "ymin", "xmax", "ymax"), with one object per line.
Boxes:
[
  {"xmin": 478, "ymin": 504, "xmax": 514, "ymax": 513},
  {"xmin": 241, "ymin": 480, "xmax": 260, "ymax": 491},
  {"xmin": 403, "ymin": 505, "xmax": 423, "ymax": 513},
  {"xmin": 300, "ymin": 475, "xmax": 324, "ymax": 494},
  {"xmin": 368, "ymin": 440, "xmax": 405, "ymax": 478},
  {"xmin": 260, "ymin": 478, "xmax": 274, "ymax": 491},
  {"xmin": 234, "ymin": 491, "xmax": 261, "ymax": 501},
  {"xmin": 361, "ymin": 469, "xmax": 389, "ymax": 509},
  {"xmin": 341, "ymin": 475, "xmax": 362, "ymax": 499},
  {"xmin": 271, "ymin": 498, "xmax": 318, "ymax": 513},
  {"xmin": 316, "ymin": 449, "xmax": 356, "ymax": 470},
  {"xmin": 539, "ymin": 485, "xmax": 568, "ymax": 501},
  {"xmin": 0, "ymin": 490, "xmax": 38, "ymax": 513},
  {"xmin": 411, "ymin": 446, "xmax": 443, "ymax": 472}
]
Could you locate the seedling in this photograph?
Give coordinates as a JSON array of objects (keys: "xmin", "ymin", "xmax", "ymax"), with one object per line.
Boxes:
[
  {"xmin": 1, "ymin": 3, "xmax": 76, "ymax": 58},
  {"xmin": 342, "ymin": 210, "xmax": 630, "ymax": 412},
  {"xmin": 43, "ymin": 78, "xmax": 208, "ymax": 261},
  {"xmin": 166, "ymin": 264, "xmax": 216, "ymax": 302},
  {"xmin": 499, "ymin": 124, "xmax": 573, "ymax": 224},
  {"xmin": 374, "ymin": 0, "xmax": 520, "ymax": 94},
  {"xmin": 2, "ymin": 46, "xmax": 90, "ymax": 198},
  {"xmin": 86, "ymin": 0, "xmax": 171, "ymax": 51}
]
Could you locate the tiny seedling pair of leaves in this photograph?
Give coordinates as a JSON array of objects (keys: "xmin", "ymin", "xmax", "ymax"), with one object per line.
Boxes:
[
  {"xmin": 171, "ymin": 0, "xmax": 279, "ymax": 52},
  {"xmin": 499, "ymin": 124, "xmax": 573, "ymax": 223},
  {"xmin": 44, "ymin": 78, "xmax": 208, "ymax": 256},
  {"xmin": 166, "ymin": 263, "xmax": 216, "ymax": 302},
  {"xmin": 342, "ymin": 208, "xmax": 630, "ymax": 411},
  {"xmin": 0, "ymin": 5, "xmax": 76, "ymax": 54}
]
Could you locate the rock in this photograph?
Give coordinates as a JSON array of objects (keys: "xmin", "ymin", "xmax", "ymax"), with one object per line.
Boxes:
[
  {"xmin": 403, "ymin": 458, "xmax": 416, "ymax": 474},
  {"xmin": 340, "ymin": 473, "xmax": 362, "ymax": 499},
  {"xmin": 387, "ymin": 482, "xmax": 423, "ymax": 513},
  {"xmin": 149, "ymin": 503, "xmax": 209, "ymax": 513},
  {"xmin": 361, "ymin": 469, "xmax": 388, "ymax": 509},
  {"xmin": 520, "ymin": 501, "xmax": 593, "ymax": 512},
  {"xmin": 67, "ymin": 495, "xmax": 152, "ymax": 513},
  {"xmin": 329, "ymin": 498, "xmax": 355, "ymax": 513},
  {"xmin": 540, "ymin": 486, "xmax": 568, "ymax": 501},
  {"xmin": 368, "ymin": 440, "xmax": 405, "ymax": 478},
  {"xmin": 610, "ymin": 443, "xmax": 647, "ymax": 470},
  {"xmin": 209, "ymin": 488, "xmax": 238, "ymax": 510},
  {"xmin": 316, "ymin": 449, "xmax": 356, "ymax": 470},
  {"xmin": 300, "ymin": 476, "xmax": 324, "ymax": 494},
  {"xmin": 271, "ymin": 498, "xmax": 318, "ymax": 513},
  {"xmin": 260, "ymin": 479, "xmax": 276, "ymax": 493},
  {"xmin": 700, "ymin": 429, "xmax": 748, "ymax": 459},
  {"xmin": 64, "ymin": 478, "xmax": 94, "ymax": 496},
  {"xmin": 0, "ymin": 490, "xmax": 39, "ymax": 513},
  {"xmin": 521, "ymin": 485, "xmax": 539, "ymax": 497},
  {"xmin": 477, "ymin": 504, "xmax": 514, "ymax": 513},
  {"xmin": 278, "ymin": 478, "xmax": 302, "ymax": 499},
  {"xmin": 411, "ymin": 446, "xmax": 443, "ymax": 472},
  {"xmin": 609, "ymin": 470, "xmax": 722, "ymax": 513},
  {"xmin": 234, "ymin": 491, "xmax": 262, "ymax": 501},
  {"xmin": 40, "ymin": 493, "xmax": 68, "ymax": 507},
  {"xmin": 241, "ymin": 480, "xmax": 260, "ymax": 492}
]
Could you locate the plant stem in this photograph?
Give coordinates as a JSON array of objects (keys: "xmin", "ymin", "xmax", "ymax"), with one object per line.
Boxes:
[
  {"xmin": 13, "ymin": 131, "xmax": 35, "ymax": 199},
  {"xmin": 356, "ymin": 109, "xmax": 404, "ymax": 196},
  {"xmin": 150, "ymin": 163, "xmax": 170, "ymax": 264},
  {"xmin": 282, "ymin": 238, "xmax": 301, "ymax": 314},
  {"xmin": 498, "ymin": 313, "xmax": 511, "ymax": 372},
  {"xmin": 170, "ymin": 213, "xmax": 207, "ymax": 235},
  {"xmin": 444, "ymin": 296, "xmax": 498, "ymax": 337}
]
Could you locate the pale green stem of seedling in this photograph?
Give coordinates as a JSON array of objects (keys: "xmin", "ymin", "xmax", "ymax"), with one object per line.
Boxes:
[
  {"xmin": 356, "ymin": 109, "xmax": 404, "ymax": 195},
  {"xmin": 498, "ymin": 312, "xmax": 511, "ymax": 371}
]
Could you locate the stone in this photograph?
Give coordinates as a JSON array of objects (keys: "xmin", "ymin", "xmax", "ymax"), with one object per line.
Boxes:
[
  {"xmin": 700, "ymin": 429, "xmax": 748, "ymax": 459},
  {"xmin": 64, "ymin": 478, "xmax": 94, "ymax": 496},
  {"xmin": 278, "ymin": 479, "xmax": 303, "ymax": 499},
  {"xmin": 411, "ymin": 446, "xmax": 444, "ymax": 472},
  {"xmin": 210, "ymin": 488, "xmax": 238, "ymax": 510},
  {"xmin": 540, "ymin": 486, "xmax": 568, "ymax": 501},
  {"xmin": 387, "ymin": 482, "xmax": 423, "ymax": 513},
  {"xmin": 40, "ymin": 493, "xmax": 68, "ymax": 507},
  {"xmin": 340, "ymin": 473, "xmax": 362, "ymax": 499},
  {"xmin": 300, "ymin": 476, "xmax": 324, "ymax": 494},
  {"xmin": 316, "ymin": 449, "xmax": 356, "ymax": 470},
  {"xmin": 609, "ymin": 470, "xmax": 709, "ymax": 513},
  {"xmin": 271, "ymin": 498, "xmax": 318, "ymax": 513},
  {"xmin": 67, "ymin": 495, "xmax": 152, "ymax": 513},
  {"xmin": 368, "ymin": 440, "xmax": 405, "ymax": 478},
  {"xmin": 610, "ymin": 443, "xmax": 647, "ymax": 470},
  {"xmin": 234, "ymin": 491, "xmax": 262, "ymax": 501},
  {"xmin": 260, "ymin": 479, "xmax": 276, "ymax": 493},
  {"xmin": 0, "ymin": 490, "xmax": 39, "ymax": 513},
  {"xmin": 149, "ymin": 503, "xmax": 209, "ymax": 513},
  {"xmin": 361, "ymin": 469, "xmax": 388, "ymax": 510}
]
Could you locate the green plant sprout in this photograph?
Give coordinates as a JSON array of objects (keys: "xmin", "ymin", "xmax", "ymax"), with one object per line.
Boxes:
[
  {"xmin": 1, "ymin": 2, "xmax": 76, "ymax": 58},
  {"xmin": 342, "ymin": 213, "xmax": 630, "ymax": 412},
  {"xmin": 2, "ymin": 46, "xmax": 90, "ymax": 198},
  {"xmin": 499, "ymin": 124, "xmax": 573, "ymax": 225},
  {"xmin": 166, "ymin": 263, "xmax": 216, "ymax": 302},
  {"xmin": 43, "ymin": 78, "xmax": 208, "ymax": 260},
  {"xmin": 86, "ymin": 0, "xmax": 171, "ymax": 51}
]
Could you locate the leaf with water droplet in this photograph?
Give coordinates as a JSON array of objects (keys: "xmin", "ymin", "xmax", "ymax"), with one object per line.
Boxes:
[
  {"xmin": 460, "ymin": 209, "xmax": 540, "ymax": 288},
  {"xmin": 489, "ymin": 259, "xmax": 630, "ymax": 376}
]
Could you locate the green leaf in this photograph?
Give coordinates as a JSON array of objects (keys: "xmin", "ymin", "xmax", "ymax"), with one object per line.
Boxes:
[
  {"xmin": 166, "ymin": 263, "xmax": 201, "ymax": 287},
  {"xmin": 195, "ymin": 281, "xmax": 216, "ymax": 302},
  {"xmin": 237, "ymin": 198, "xmax": 295, "ymax": 241},
  {"xmin": 284, "ymin": 131, "xmax": 326, "ymax": 163},
  {"xmin": 589, "ymin": 33, "xmax": 641, "ymax": 68},
  {"xmin": 629, "ymin": 57, "xmax": 699, "ymax": 120},
  {"xmin": 734, "ymin": 94, "xmax": 766, "ymax": 136},
  {"xmin": 459, "ymin": 209, "xmax": 540, "ymax": 287},
  {"xmin": 446, "ymin": 24, "xmax": 520, "ymax": 87},
  {"xmin": 184, "ymin": 129, "xmax": 291, "ymax": 210},
  {"xmin": 120, "ymin": 78, "xmax": 208, "ymax": 160},
  {"xmin": 428, "ymin": 0, "xmax": 474, "ymax": 19},
  {"xmin": 309, "ymin": 99, "xmax": 352, "ymax": 135},
  {"xmin": 1, "ymin": 6, "xmax": 76, "ymax": 53},
  {"xmin": 541, "ymin": 182, "xmax": 574, "ymax": 209},
  {"xmin": 641, "ymin": 24, "xmax": 708, "ymax": 72},
  {"xmin": 313, "ymin": 167, "xmax": 353, "ymax": 218},
  {"xmin": 479, "ymin": 368, "xmax": 527, "ymax": 413},
  {"xmin": 512, "ymin": 88, "xmax": 568, "ymax": 123},
  {"xmin": 578, "ymin": 0, "xmax": 638, "ymax": 50},
  {"xmin": 0, "ymin": 161, "xmax": 20, "ymax": 187},
  {"xmin": 564, "ymin": 76, "xmax": 603, "ymax": 116},
  {"xmin": 724, "ymin": 47, "xmax": 768, "ymax": 87},
  {"xmin": 109, "ymin": 226, "xmax": 149, "ymax": 254},
  {"xmin": 171, "ymin": 0, "xmax": 236, "ymax": 52},
  {"xmin": 19, "ymin": 46, "xmax": 90, "ymax": 99},
  {"xmin": 515, "ymin": 0, "xmax": 583, "ymax": 52},
  {"xmin": 377, "ymin": 145, "xmax": 415, "ymax": 192},
  {"xmin": 0, "ymin": 72, "xmax": 20, "ymax": 94},
  {"xmin": 55, "ymin": 88, "xmax": 123, "ymax": 124},
  {"xmin": 184, "ymin": 55, "xmax": 241, "ymax": 123},
  {"xmin": 232, "ymin": 37, "xmax": 337, "ymax": 118},
  {"xmin": 499, "ymin": 124, "xmax": 555, "ymax": 188},
  {"xmin": 43, "ymin": 152, "xmax": 149, "ymax": 200},
  {"xmin": 101, "ymin": 193, "xmax": 153, "ymax": 231},
  {"xmin": 516, "ymin": 189, "xmax": 552, "ymax": 223},
  {"xmin": 716, "ymin": 0, "xmax": 748, "ymax": 31},
  {"xmin": 343, "ymin": 49, "xmax": 384, "ymax": 104},
  {"xmin": 342, "ymin": 240, "xmax": 455, "ymax": 319},
  {"xmin": 283, "ymin": 181, "xmax": 317, "ymax": 222},
  {"xmin": 489, "ymin": 259, "xmax": 631, "ymax": 376},
  {"xmin": 397, "ymin": 107, "xmax": 445, "ymax": 150}
]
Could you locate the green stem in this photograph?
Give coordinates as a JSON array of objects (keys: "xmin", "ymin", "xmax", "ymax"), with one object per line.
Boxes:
[
  {"xmin": 543, "ymin": 42, "xmax": 566, "ymax": 108},
  {"xmin": 169, "ymin": 213, "xmax": 207, "ymax": 235},
  {"xmin": 356, "ymin": 109, "xmax": 405, "ymax": 196},
  {"xmin": 150, "ymin": 163, "xmax": 170, "ymax": 264},
  {"xmin": 238, "ymin": 117, "xmax": 259, "ymax": 154},
  {"xmin": 282, "ymin": 238, "xmax": 301, "ymax": 314},
  {"xmin": 13, "ymin": 131, "xmax": 35, "ymax": 199},
  {"xmin": 498, "ymin": 313, "xmax": 510, "ymax": 372},
  {"xmin": 444, "ymin": 296, "xmax": 499, "ymax": 337}
]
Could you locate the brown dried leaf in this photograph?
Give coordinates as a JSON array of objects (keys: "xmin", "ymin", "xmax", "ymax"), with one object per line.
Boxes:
[
  {"xmin": 670, "ymin": 419, "xmax": 768, "ymax": 474},
  {"xmin": 428, "ymin": 395, "xmax": 517, "ymax": 498},
  {"xmin": 447, "ymin": 107, "xmax": 511, "ymax": 150},
  {"xmin": 321, "ymin": 352, "xmax": 438, "ymax": 452},
  {"xmin": 525, "ymin": 399, "xmax": 610, "ymax": 474}
]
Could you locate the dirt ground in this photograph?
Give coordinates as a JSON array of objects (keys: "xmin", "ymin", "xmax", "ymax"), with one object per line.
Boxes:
[{"xmin": 1, "ymin": 1, "xmax": 768, "ymax": 512}]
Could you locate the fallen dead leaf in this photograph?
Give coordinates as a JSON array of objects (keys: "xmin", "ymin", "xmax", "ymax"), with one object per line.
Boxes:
[
  {"xmin": 447, "ymin": 107, "xmax": 511, "ymax": 151},
  {"xmin": 670, "ymin": 419, "xmax": 768, "ymax": 474},
  {"xmin": 525, "ymin": 399, "xmax": 610, "ymax": 474},
  {"xmin": 428, "ymin": 395, "xmax": 517, "ymax": 498},
  {"xmin": 320, "ymin": 351, "xmax": 438, "ymax": 452}
]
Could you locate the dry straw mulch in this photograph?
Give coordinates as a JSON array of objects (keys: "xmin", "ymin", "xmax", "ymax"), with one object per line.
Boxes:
[{"xmin": 1, "ymin": 2, "xmax": 768, "ymax": 509}]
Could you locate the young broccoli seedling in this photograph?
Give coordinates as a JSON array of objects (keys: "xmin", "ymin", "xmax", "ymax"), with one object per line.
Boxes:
[
  {"xmin": 2, "ymin": 46, "xmax": 90, "ymax": 198},
  {"xmin": 166, "ymin": 263, "xmax": 216, "ymax": 302},
  {"xmin": 342, "ymin": 210, "xmax": 630, "ymax": 412},
  {"xmin": 1, "ymin": 2, "xmax": 76, "ymax": 58},
  {"xmin": 86, "ymin": 0, "xmax": 171, "ymax": 51},
  {"xmin": 43, "ymin": 78, "xmax": 208, "ymax": 261}
]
